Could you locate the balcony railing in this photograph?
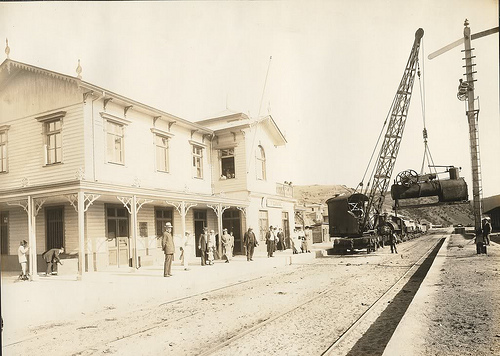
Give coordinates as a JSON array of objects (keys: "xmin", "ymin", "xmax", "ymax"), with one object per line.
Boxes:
[{"xmin": 276, "ymin": 183, "xmax": 293, "ymax": 198}]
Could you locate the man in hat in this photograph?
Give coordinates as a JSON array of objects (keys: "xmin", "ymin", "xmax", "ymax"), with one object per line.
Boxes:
[
  {"xmin": 243, "ymin": 227, "xmax": 258, "ymax": 261},
  {"xmin": 162, "ymin": 222, "xmax": 175, "ymax": 277},
  {"xmin": 42, "ymin": 247, "xmax": 64, "ymax": 276},
  {"xmin": 265, "ymin": 225, "xmax": 276, "ymax": 257},
  {"xmin": 482, "ymin": 217, "xmax": 492, "ymax": 246},
  {"xmin": 198, "ymin": 227, "xmax": 208, "ymax": 266}
]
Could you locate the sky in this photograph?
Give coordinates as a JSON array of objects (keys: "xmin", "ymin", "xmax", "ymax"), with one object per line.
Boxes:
[{"xmin": 0, "ymin": 1, "xmax": 498, "ymax": 197}]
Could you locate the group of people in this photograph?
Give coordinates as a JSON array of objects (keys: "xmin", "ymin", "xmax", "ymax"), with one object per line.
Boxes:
[
  {"xmin": 264, "ymin": 225, "xmax": 287, "ymax": 257},
  {"xmin": 198, "ymin": 227, "xmax": 234, "ymax": 265},
  {"xmin": 17, "ymin": 239, "xmax": 65, "ymax": 280},
  {"xmin": 290, "ymin": 228, "xmax": 312, "ymax": 254}
]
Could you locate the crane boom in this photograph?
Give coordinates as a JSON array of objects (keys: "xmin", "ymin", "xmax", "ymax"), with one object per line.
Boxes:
[{"xmin": 361, "ymin": 28, "xmax": 424, "ymax": 231}]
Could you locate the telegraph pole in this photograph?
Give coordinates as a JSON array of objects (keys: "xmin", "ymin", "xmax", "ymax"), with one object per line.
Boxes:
[{"xmin": 429, "ymin": 19, "xmax": 499, "ymax": 233}]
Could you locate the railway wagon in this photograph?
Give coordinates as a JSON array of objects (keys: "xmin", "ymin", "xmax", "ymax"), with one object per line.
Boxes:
[{"xmin": 326, "ymin": 193, "xmax": 378, "ymax": 253}]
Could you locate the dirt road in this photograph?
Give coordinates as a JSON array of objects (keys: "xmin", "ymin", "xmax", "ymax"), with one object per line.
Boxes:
[{"xmin": 3, "ymin": 233, "xmax": 446, "ymax": 356}]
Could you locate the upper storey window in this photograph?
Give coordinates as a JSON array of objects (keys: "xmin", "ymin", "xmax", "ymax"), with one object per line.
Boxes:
[
  {"xmin": 44, "ymin": 120, "xmax": 62, "ymax": 164},
  {"xmin": 106, "ymin": 120, "xmax": 125, "ymax": 164},
  {"xmin": 0, "ymin": 126, "xmax": 9, "ymax": 173},
  {"xmin": 256, "ymin": 145, "xmax": 266, "ymax": 180},
  {"xmin": 155, "ymin": 134, "xmax": 170, "ymax": 173},
  {"xmin": 36, "ymin": 111, "xmax": 66, "ymax": 166},
  {"xmin": 220, "ymin": 148, "xmax": 235, "ymax": 179},
  {"xmin": 101, "ymin": 112, "xmax": 130, "ymax": 166},
  {"xmin": 192, "ymin": 145, "xmax": 203, "ymax": 179}
]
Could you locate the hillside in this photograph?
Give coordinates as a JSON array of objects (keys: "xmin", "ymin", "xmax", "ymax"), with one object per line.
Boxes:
[{"xmin": 293, "ymin": 185, "xmax": 474, "ymax": 227}]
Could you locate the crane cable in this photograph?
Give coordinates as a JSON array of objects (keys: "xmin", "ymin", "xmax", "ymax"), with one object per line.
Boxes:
[{"xmin": 417, "ymin": 39, "xmax": 437, "ymax": 177}]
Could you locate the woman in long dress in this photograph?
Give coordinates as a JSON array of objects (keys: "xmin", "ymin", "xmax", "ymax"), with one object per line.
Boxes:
[{"xmin": 207, "ymin": 230, "xmax": 216, "ymax": 265}]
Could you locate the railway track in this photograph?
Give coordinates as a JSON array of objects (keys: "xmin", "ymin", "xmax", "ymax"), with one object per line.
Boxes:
[
  {"xmin": 4, "ymin": 234, "xmax": 447, "ymax": 356},
  {"xmin": 197, "ymin": 235, "xmax": 447, "ymax": 356}
]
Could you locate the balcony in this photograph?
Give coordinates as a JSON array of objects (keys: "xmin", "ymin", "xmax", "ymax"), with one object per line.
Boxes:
[{"xmin": 276, "ymin": 182, "xmax": 293, "ymax": 198}]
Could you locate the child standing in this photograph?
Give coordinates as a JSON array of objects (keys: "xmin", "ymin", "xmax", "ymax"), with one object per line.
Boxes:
[{"xmin": 17, "ymin": 240, "xmax": 29, "ymax": 280}]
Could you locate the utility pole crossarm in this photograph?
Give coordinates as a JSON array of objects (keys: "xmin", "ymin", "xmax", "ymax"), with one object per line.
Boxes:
[{"xmin": 428, "ymin": 26, "xmax": 498, "ymax": 60}]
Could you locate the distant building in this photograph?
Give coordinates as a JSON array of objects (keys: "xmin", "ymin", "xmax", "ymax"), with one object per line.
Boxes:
[{"xmin": 295, "ymin": 202, "xmax": 329, "ymax": 243}]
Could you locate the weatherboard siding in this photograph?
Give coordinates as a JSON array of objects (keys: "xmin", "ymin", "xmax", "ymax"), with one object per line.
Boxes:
[
  {"xmin": 0, "ymin": 103, "xmax": 84, "ymax": 190},
  {"xmin": 90, "ymin": 99, "xmax": 213, "ymax": 195},
  {"xmin": 245, "ymin": 125, "xmax": 282, "ymax": 196}
]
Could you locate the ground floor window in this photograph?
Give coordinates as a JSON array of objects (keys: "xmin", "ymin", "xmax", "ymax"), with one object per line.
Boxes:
[
  {"xmin": 258, "ymin": 210, "xmax": 269, "ymax": 242},
  {"xmin": 155, "ymin": 207, "xmax": 173, "ymax": 247}
]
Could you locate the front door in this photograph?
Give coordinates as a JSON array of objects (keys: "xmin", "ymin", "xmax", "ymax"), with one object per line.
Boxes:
[
  {"xmin": 193, "ymin": 210, "xmax": 207, "ymax": 257},
  {"xmin": 222, "ymin": 209, "xmax": 242, "ymax": 254},
  {"xmin": 282, "ymin": 211, "xmax": 291, "ymax": 249},
  {"xmin": 46, "ymin": 207, "xmax": 64, "ymax": 250},
  {"xmin": 106, "ymin": 206, "xmax": 129, "ymax": 266}
]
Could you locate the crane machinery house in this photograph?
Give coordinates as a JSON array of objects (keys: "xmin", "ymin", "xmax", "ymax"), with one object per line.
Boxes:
[{"xmin": 0, "ymin": 57, "xmax": 295, "ymax": 276}]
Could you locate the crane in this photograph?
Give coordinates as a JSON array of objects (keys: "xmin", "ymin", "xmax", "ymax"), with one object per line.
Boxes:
[
  {"xmin": 360, "ymin": 28, "xmax": 424, "ymax": 232},
  {"xmin": 327, "ymin": 28, "xmax": 424, "ymax": 252},
  {"xmin": 429, "ymin": 20, "xmax": 499, "ymax": 234}
]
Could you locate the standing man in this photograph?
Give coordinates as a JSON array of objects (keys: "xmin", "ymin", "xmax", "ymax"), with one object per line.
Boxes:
[
  {"xmin": 198, "ymin": 227, "xmax": 208, "ymax": 266},
  {"xmin": 266, "ymin": 225, "xmax": 276, "ymax": 258},
  {"xmin": 475, "ymin": 232, "xmax": 487, "ymax": 255},
  {"xmin": 482, "ymin": 217, "xmax": 492, "ymax": 246},
  {"xmin": 17, "ymin": 240, "xmax": 29, "ymax": 280},
  {"xmin": 389, "ymin": 233, "xmax": 398, "ymax": 254},
  {"xmin": 162, "ymin": 222, "xmax": 175, "ymax": 277},
  {"xmin": 243, "ymin": 227, "xmax": 258, "ymax": 261},
  {"xmin": 42, "ymin": 247, "xmax": 64, "ymax": 276}
]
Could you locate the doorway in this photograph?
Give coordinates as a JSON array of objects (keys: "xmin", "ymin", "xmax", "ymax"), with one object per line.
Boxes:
[
  {"xmin": 193, "ymin": 210, "xmax": 207, "ymax": 257},
  {"xmin": 222, "ymin": 209, "xmax": 242, "ymax": 254},
  {"xmin": 106, "ymin": 206, "xmax": 129, "ymax": 266},
  {"xmin": 46, "ymin": 206, "xmax": 64, "ymax": 250}
]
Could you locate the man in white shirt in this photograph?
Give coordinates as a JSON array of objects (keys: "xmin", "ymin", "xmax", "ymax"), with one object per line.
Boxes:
[
  {"xmin": 17, "ymin": 240, "xmax": 29, "ymax": 280},
  {"xmin": 266, "ymin": 226, "xmax": 276, "ymax": 258}
]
